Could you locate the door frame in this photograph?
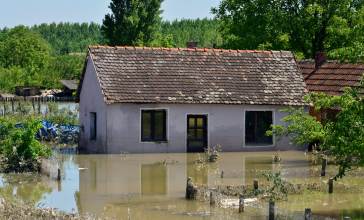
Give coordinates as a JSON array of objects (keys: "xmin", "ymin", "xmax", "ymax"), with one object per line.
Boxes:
[{"xmin": 185, "ymin": 113, "xmax": 209, "ymax": 152}]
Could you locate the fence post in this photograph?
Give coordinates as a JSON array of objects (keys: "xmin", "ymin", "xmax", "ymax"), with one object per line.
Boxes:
[
  {"xmin": 57, "ymin": 168, "xmax": 61, "ymax": 181},
  {"xmin": 321, "ymin": 158, "xmax": 327, "ymax": 177},
  {"xmin": 11, "ymin": 99, "xmax": 14, "ymax": 113},
  {"xmin": 304, "ymin": 208, "xmax": 312, "ymax": 220},
  {"xmin": 328, "ymin": 178, "xmax": 334, "ymax": 194},
  {"xmin": 210, "ymin": 191, "xmax": 215, "ymax": 206},
  {"xmin": 239, "ymin": 194, "xmax": 245, "ymax": 213},
  {"xmin": 38, "ymin": 99, "xmax": 41, "ymax": 114},
  {"xmin": 254, "ymin": 179, "xmax": 259, "ymax": 190},
  {"xmin": 32, "ymin": 99, "xmax": 35, "ymax": 113},
  {"xmin": 269, "ymin": 201, "xmax": 275, "ymax": 220}
]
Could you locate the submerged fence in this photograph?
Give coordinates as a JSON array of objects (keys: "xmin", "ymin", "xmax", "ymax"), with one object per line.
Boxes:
[{"xmin": 0, "ymin": 96, "xmax": 77, "ymax": 116}]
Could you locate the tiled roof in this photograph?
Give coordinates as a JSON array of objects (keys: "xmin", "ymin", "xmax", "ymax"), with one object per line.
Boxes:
[
  {"xmin": 85, "ymin": 46, "xmax": 306, "ymax": 106},
  {"xmin": 299, "ymin": 60, "xmax": 364, "ymax": 95}
]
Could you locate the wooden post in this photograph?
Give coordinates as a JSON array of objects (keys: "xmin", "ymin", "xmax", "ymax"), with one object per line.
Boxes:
[
  {"xmin": 304, "ymin": 208, "xmax": 312, "ymax": 220},
  {"xmin": 32, "ymin": 99, "xmax": 35, "ymax": 114},
  {"xmin": 210, "ymin": 191, "xmax": 215, "ymax": 206},
  {"xmin": 328, "ymin": 178, "xmax": 334, "ymax": 194},
  {"xmin": 321, "ymin": 158, "xmax": 327, "ymax": 177},
  {"xmin": 3, "ymin": 100, "xmax": 6, "ymax": 116},
  {"xmin": 239, "ymin": 194, "xmax": 245, "ymax": 213},
  {"xmin": 57, "ymin": 168, "xmax": 61, "ymax": 181},
  {"xmin": 186, "ymin": 177, "xmax": 197, "ymax": 200},
  {"xmin": 269, "ymin": 201, "xmax": 275, "ymax": 220},
  {"xmin": 220, "ymin": 171, "xmax": 224, "ymax": 179},
  {"xmin": 38, "ymin": 99, "xmax": 41, "ymax": 114},
  {"xmin": 11, "ymin": 100, "xmax": 14, "ymax": 113},
  {"xmin": 254, "ymin": 179, "xmax": 259, "ymax": 190}
]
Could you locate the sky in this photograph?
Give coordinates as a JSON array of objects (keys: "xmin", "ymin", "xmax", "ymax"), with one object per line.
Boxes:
[{"xmin": 0, "ymin": 0, "xmax": 220, "ymax": 28}]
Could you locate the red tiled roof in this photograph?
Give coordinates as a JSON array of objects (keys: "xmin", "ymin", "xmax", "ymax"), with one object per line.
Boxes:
[
  {"xmin": 83, "ymin": 46, "xmax": 306, "ymax": 106},
  {"xmin": 299, "ymin": 60, "xmax": 364, "ymax": 95}
]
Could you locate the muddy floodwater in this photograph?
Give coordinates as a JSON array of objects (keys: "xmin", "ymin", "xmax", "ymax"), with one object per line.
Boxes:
[{"xmin": 0, "ymin": 151, "xmax": 363, "ymax": 219}]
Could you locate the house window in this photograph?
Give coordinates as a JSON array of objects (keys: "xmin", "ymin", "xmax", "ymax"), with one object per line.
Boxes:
[
  {"xmin": 90, "ymin": 112, "xmax": 97, "ymax": 141},
  {"xmin": 141, "ymin": 110, "xmax": 167, "ymax": 142},
  {"xmin": 245, "ymin": 111, "xmax": 273, "ymax": 146}
]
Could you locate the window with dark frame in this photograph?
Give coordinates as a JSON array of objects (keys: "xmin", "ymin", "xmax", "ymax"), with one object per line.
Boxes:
[
  {"xmin": 90, "ymin": 112, "xmax": 97, "ymax": 141},
  {"xmin": 245, "ymin": 111, "xmax": 273, "ymax": 146},
  {"xmin": 141, "ymin": 110, "xmax": 167, "ymax": 142}
]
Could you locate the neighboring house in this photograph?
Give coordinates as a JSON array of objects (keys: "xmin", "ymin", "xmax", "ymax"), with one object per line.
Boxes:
[
  {"xmin": 299, "ymin": 53, "xmax": 364, "ymax": 121},
  {"xmin": 77, "ymin": 46, "xmax": 306, "ymax": 154},
  {"xmin": 59, "ymin": 80, "xmax": 79, "ymax": 97}
]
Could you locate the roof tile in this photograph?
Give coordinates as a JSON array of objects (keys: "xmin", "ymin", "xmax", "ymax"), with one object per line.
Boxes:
[{"xmin": 87, "ymin": 46, "xmax": 306, "ymax": 105}]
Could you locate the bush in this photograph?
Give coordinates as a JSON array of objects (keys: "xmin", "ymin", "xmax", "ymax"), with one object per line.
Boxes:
[{"xmin": 0, "ymin": 117, "xmax": 51, "ymax": 173}]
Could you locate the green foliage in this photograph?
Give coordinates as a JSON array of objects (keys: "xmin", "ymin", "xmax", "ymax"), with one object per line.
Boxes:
[
  {"xmin": 0, "ymin": 26, "xmax": 51, "ymax": 73},
  {"xmin": 31, "ymin": 22, "xmax": 103, "ymax": 55},
  {"xmin": 213, "ymin": 0, "xmax": 364, "ymax": 59},
  {"xmin": 158, "ymin": 19, "xmax": 222, "ymax": 48},
  {"xmin": 0, "ymin": 67, "xmax": 28, "ymax": 92},
  {"xmin": 269, "ymin": 80, "xmax": 364, "ymax": 179},
  {"xmin": 102, "ymin": 0, "xmax": 163, "ymax": 46},
  {"xmin": 0, "ymin": 117, "xmax": 51, "ymax": 173},
  {"xmin": 267, "ymin": 108, "xmax": 325, "ymax": 146},
  {"xmin": 262, "ymin": 171, "xmax": 289, "ymax": 202}
]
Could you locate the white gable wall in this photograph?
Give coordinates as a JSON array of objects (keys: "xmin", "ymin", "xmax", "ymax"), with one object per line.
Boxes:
[{"xmin": 79, "ymin": 57, "xmax": 108, "ymax": 153}]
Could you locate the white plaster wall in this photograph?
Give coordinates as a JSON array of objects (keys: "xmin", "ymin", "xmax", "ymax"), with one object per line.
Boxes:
[
  {"xmin": 79, "ymin": 57, "xmax": 108, "ymax": 153},
  {"xmin": 105, "ymin": 103, "xmax": 302, "ymax": 154}
]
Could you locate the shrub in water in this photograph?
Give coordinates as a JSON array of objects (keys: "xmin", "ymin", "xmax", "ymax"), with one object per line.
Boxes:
[{"xmin": 0, "ymin": 117, "xmax": 51, "ymax": 173}]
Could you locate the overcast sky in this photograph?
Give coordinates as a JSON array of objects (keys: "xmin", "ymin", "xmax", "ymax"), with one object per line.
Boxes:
[{"xmin": 0, "ymin": 0, "xmax": 220, "ymax": 28}]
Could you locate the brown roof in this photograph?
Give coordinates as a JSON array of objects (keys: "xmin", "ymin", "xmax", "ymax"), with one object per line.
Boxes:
[
  {"xmin": 299, "ymin": 60, "xmax": 364, "ymax": 95},
  {"xmin": 60, "ymin": 80, "xmax": 78, "ymax": 90},
  {"xmin": 83, "ymin": 46, "xmax": 306, "ymax": 106}
]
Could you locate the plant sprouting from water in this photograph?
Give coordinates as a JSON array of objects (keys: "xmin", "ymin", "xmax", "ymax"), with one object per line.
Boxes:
[
  {"xmin": 204, "ymin": 144, "xmax": 222, "ymax": 163},
  {"xmin": 262, "ymin": 171, "xmax": 289, "ymax": 202}
]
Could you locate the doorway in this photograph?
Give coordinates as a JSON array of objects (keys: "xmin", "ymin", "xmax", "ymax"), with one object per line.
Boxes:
[{"xmin": 187, "ymin": 115, "xmax": 208, "ymax": 152}]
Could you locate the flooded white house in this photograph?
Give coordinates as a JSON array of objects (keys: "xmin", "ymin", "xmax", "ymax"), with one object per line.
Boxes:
[{"xmin": 77, "ymin": 46, "xmax": 306, "ymax": 154}]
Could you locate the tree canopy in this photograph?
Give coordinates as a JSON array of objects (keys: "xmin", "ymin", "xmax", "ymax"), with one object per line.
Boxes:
[
  {"xmin": 102, "ymin": 0, "xmax": 163, "ymax": 46},
  {"xmin": 31, "ymin": 22, "xmax": 103, "ymax": 55},
  {"xmin": 269, "ymin": 80, "xmax": 364, "ymax": 179},
  {"xmin": 213, "ymin": 0, "xmax": 364, "ymax": 60},
  {"xmin": 0, "ymin": 26, "xmax": 51, "ymax": 71}
]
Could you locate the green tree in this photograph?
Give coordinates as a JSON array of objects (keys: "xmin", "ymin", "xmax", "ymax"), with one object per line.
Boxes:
[
  {"xmin": 102, "ymin": 0, "xmax": 163, "ymax": 46},
  {"xmin": 268, "ymin": 80, "xmax": 364, "ymax": 179},
  {"xmin": 0, "ymin": 26, "xmax": 51, "ymax": 71},
  {"xmin": 31, "ymin": 22, "xmax": 103, "ymax": 55},
  {"xmin": 212, "ymin": 0, "xmax": 364, "ymax": 59}
]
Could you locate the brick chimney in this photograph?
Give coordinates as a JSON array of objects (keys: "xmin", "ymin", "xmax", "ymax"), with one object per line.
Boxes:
[
  {"xmin": 186, "ymin": 41, "xmax": 198, "ymax": 49},
  {"xmin": 315, "ymin": 52, "xmax": 327, "ymax": 69}
]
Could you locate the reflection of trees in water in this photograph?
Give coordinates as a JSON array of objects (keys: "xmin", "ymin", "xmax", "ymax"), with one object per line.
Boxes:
[{"xmin": 0, "ymin": 174, "xmax": 52, "ymax": 205}]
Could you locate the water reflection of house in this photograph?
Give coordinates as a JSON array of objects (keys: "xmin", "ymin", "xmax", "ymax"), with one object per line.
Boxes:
[
  {"xmin": 76, "ymin": 152, "xmax": 310, "ymax": 217},
  {"xmin": 78, "ymin": 46, "xmax": 307, "ymax": 154}
]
